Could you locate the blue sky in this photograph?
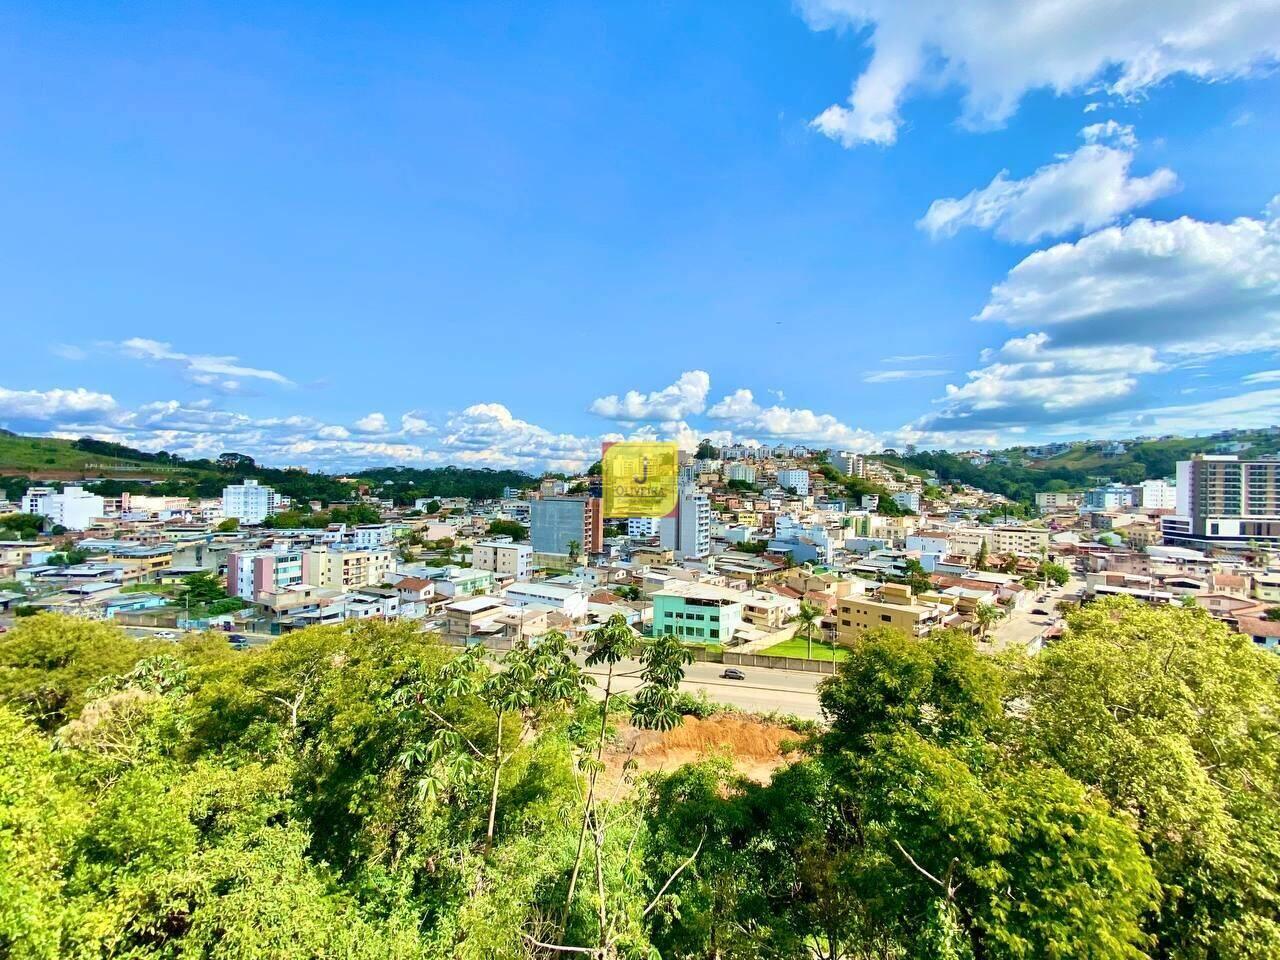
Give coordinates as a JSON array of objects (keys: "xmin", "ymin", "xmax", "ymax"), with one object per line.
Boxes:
[{"xmin": 3, "ymin": 1, "xmax": 1280, "ymax": 471}]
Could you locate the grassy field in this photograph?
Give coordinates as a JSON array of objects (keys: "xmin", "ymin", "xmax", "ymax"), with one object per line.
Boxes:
[
  {"xmin": 760, "ymin": 636, "xmax": 848, "ymax": 662},
  {"xmin": 0, "ymin": 434, "xmax": 157, "ymax": 472}
]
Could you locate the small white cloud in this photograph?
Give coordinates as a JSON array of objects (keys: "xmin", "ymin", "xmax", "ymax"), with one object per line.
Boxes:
[
  {"xmin": 401, "ymin": 412, "xmax": 434, "ymax": 435},
  {"xmin": 50, "ymin": 344, "xmax": 86, "ymax": 361},
  {"xmin": 1243, "ymin": 369, "xmax": 1280, "ymax": 384},
  {"xmin": 864, "ymin": 368, "xmax": 952, "ymax": 383},
  {"xmin": 353, "ymin": 412, "xmax": 388, "ymax": 433},
  {"xmin": 1080, "ymin": 120, "xmax": 1137, "ymax": 149},
  {"xmin": 119, "ymin": 338, "xmax": 293, "ymax": 389}
]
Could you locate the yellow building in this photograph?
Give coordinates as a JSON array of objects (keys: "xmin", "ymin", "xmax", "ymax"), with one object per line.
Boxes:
[
  {"xmin": 304, "ymin": 546, "xmax": 395, "ymax": 589},
  {"xmin": 836, "ymin": 582, "xmax": 947, "ymax": 643}
]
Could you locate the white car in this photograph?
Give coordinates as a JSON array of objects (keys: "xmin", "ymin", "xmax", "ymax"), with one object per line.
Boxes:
[{"xmin": 155, "ymin": 630, "xmax": 177, "ymax": 640}]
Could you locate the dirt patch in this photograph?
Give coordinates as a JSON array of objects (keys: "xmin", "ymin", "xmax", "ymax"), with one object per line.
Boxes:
[{"xmin": 602, "ymin": 714, "xmax": 799, "ymax": 788}]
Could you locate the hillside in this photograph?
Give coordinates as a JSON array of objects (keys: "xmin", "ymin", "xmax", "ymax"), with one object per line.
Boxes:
[
  {"xmin": 895, "ymin": 428, "xmax": 1280, "ymax": 505},
  {"xmin": 0, "ymin": 433, "xmax": 179, "ymax": 477},
  {"xmin": 0, "ymin": 432, "xmax": 537, "ymax": 505}
]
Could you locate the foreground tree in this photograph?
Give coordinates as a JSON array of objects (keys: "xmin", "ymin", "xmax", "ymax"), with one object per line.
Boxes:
[{"xmin": 1020, "ymin": 597, "xmax": 1280, "ymax": 957}]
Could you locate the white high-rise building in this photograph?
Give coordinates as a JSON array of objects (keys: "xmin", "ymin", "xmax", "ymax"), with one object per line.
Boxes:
[
  {"xmin": 1138, "ymin": 479, "xmax": 1177, "ymax": 510},
  {"xmin": 776, "ymin": 469, "xmax": 810, "ymax": 496},
  {"xmin": 660, "ymin": 486, "xmax": 711, "ymax": 559},
  {"xmin": 21, "ymin": 485, "xmax": 104, "ymax": 531},
  {"xmin": 221, "ymin": 478, "xmax": 279, "ymax": 525},
  {"xmin": 726, "ymin": 463, "xmax": 757, "ymax": 483},
  {"xmin": 837, "ymin": 451, "xmax": 866, "ymax": 478}
]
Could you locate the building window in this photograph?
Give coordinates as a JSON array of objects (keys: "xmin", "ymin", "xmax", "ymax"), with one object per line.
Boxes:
[{"xmin": 881, "ymin": 614, "xmax": 892, "ymax": 623}]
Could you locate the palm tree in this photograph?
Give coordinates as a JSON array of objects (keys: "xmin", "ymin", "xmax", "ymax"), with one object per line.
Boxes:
[
  {"xmin": 975, "ymin": 602, "xmax": 1005, "ymax": 642},
  {"xmin": 567, "ymin": 539, "xmax": 581, "ymax": 563},
  {"xmin": 795, "ymin": 599, "xmax": 821, "ymax": 660}
]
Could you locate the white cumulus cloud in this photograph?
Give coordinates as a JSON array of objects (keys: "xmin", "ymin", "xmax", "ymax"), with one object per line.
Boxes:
[
  {"xmin": 918, "ymin": 131, "xmax": 1177, "ymax": 243},
  {"xmin": 707, "ymin": 388, "xmax": 879, "ymax": 450},
  {"xmin": 590, "ymin": 370, "xmax": 711, "ymax": 421},
  {"xmin": 802, "ymin": 0, "xmax": 1280, "ymax": 146},
  {"xmin": 976, "ymin": 199, "xmax": 1280, "ymax": 355},
  {"xmin": 0, "ymin": 386, "xmax": 118, "ymax": 424}
]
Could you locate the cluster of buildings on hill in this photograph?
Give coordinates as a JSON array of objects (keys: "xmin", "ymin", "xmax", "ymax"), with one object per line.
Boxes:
[{"xmin": 4, "ymin": 448, "xmax": 1280, "ymax": 655}]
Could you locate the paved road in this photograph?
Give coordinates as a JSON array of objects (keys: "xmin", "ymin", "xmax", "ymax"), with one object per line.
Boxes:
[
  {"xmin": 987, "ymin": 571, "xmax": 1084, "ymax": 654},
  {"xmin": 582, "ymin": 657, "xmax": 826, "ymax": 721}
]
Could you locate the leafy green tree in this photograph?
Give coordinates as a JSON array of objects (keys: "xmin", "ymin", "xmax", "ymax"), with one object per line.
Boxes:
[
  {"xmin": 486, "ymin": 519, "xmax": 528, "ymax": 541},
  {"xmin": 215, "ymin": 517, "xmax": 240, "ymax": 532},
  {"xmin": 1037, "ymin": 560, "xmax": 1070, "ymax": 586},
  {"xmin": 1020, "ymin": 597, "xmax": 1280, "ymax": 956},
  {"xmin": 0, "ymin": 616, "xmax": 158, "ymax": 731},
  {"xmin": 394, "ymin": 631, "xmax": 586, "ymax": 851},
  {"xmin": 182, "ymin": 571, "xmax": 230, "ymax": 606}
]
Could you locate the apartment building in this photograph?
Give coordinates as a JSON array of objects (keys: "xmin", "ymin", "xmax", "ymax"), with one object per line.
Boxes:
[
  {"xmin": 228, "ymin": 549, "xmax": 308, "ymax": 601},
  {"xmin": 221, "ymin": 479, "xmax": 279, "ymax": 525},
  {"xmin": 1034, "ymin": 491, "xmax": 1082, "ymax": 510},
  {"xmin": 836, "ymin": 451, "xmax": 866, "ymax": 478},
  {"xmin": 1083, "ymin": 483, "xmax": 1138, "ymax": 512},
  {"xmin": 660, "ymin": 486, "xmax": 711, "ymax": 560},
  {"xmin": 651, "ymin": 582, "xmax": 744, "ymax": 645},
  {"xmin": 530, "ymin": 495, "xmax": 603, "ymax": 558},
  {"xmin": 986, "ymin": 526, "xmax": 1050, "ymax": 557},
  {"xmin": 349, "ymin": 523, "xmax": 394, "ymax": 548},
  {"xmin": 22, "ymin": 485, "xmax": 105, "ymax": 531},
  {"xmin": 627, "ymin": 517, "xmax": 661, "ymax": 538},
  {"xmin": 471, "ymin": 539, "xmax": 533, "ymax": 580},
  {"xmin": 1138, "ymin": 479, "xmax": 1177, "ymax": 510},
  {"xmin": 891, "ymin": 491, "xmax": 922, "ymax": 513},
  {"xmin": 304, "ymin": 545, "xmax": 395, "ymax": 589},
  {"xmin": 726, "ymin": 463, "xmax": 757, "ymax": 483},
  {"xmin": 1163, "ymin": 455, "xmax": 1280, "ymax": 548},
  {"xmin": 776, "ymin": 469, "xmax": 811, "ymax": 496},
  {"xmin": 836, "ymin": 583, "xmax": 946, "ymax": 643},
  {"xmin": 503, "ymin": 580, "xmax": 589, "ymax": 618}
]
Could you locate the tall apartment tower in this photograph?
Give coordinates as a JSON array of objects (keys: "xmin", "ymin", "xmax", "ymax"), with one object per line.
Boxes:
[
  {"xmin": 659, "ymin": 485, "xmax": 711, "ymax": 560},
  {"xmin": 221, "ymin": 478, "xmax": 279, "ymax": 525},
  {"xmin": 1162, "ymin": 455, "xmax": 1280, "ymax": 548},
  {"xmin": 530, "ymin": 495, "xmax": 603, "ymax": 557}
]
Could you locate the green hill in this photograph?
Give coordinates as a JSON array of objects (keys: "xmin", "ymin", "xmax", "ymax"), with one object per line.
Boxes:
[
  {"xmin": 898, "ymin": 429, "xmax": 1280, "ymax": 505},
  {"xmin": 0, "ymin": 434, "xmax": 168, "ymax": 474}
]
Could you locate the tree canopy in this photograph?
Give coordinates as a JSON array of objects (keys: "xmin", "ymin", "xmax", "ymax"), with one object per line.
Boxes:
[{"xmin": 0, "ymin": 599, "xmax": 1276, "ymax": 958}]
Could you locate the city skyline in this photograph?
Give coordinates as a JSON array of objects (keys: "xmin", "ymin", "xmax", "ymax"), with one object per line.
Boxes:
[{"xmin": 4, "ymin": 2, "xmax": 1280, "ymax": 470}]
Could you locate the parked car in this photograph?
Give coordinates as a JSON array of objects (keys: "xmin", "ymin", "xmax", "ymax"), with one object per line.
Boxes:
[
  {"xmin": 155, "ymin": 630, "xmax": 177, "ymax": 640},
  {"xmin": 1031, "ymin": 608, "xmax": 1049, "ymax": 616},
  {"xmin": 720, "ymin": 668, "xmax": 746, "ymax": 681}
]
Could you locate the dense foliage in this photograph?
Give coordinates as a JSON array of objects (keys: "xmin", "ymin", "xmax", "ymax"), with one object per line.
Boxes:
[{"xmin": 1, "ymin": 598, "xmax": 1277, "ymax": 958}]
